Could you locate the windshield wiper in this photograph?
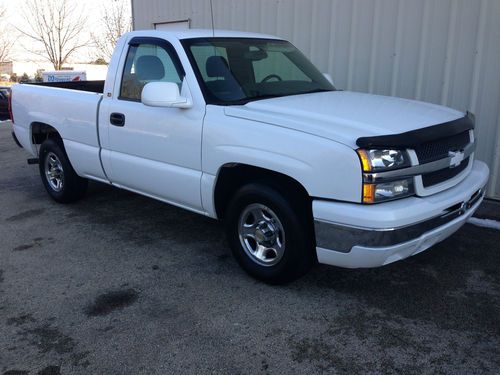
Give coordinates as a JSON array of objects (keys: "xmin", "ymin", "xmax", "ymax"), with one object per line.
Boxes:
[
  {"xmin": 300, "ymin": 88, "xmax": 335, "ymax": 95},
  {"xmin": 226, "ymin": 94, "xmax": 283, "ymax": 105},
  {"xmin": 224, "ymin": 89, "xmax": 335, "ymax": 106},
  {"xmin": 248, "ymin": 93, "xmax": 283, "ymax": 101}
]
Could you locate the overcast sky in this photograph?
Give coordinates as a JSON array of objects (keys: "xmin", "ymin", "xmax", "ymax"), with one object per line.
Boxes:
[{"xmin": 1, "ymin": 0, "xmax": 131, "ymax": 63}]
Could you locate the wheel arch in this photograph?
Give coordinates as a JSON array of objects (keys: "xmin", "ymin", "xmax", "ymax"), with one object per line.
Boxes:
[
  {"xmin": 213, "ymin": 163, "xmax": 313, "ymax": 221},
  {"xmin": 30, "ymin": 122, "xmax": 63, "ymax": 153}
]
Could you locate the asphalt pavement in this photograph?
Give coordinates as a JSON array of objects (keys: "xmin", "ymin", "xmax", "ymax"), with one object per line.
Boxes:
[{"xmin": 0, "ymin": 122, "xmax": 499, "ymax": 374}]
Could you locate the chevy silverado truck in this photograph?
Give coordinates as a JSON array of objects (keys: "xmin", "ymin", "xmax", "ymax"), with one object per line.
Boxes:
[{"xmin": 10, "ymin": 29, "xmax": 489, "ymax": 283}]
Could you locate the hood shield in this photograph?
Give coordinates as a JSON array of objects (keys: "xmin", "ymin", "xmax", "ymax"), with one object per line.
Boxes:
[{"xmin": 356, "ymin": 112, "xmax": 474, "ymax": 149}]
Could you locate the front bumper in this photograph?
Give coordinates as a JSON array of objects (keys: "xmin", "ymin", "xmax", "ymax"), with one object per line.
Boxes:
[{"xmin": 314, "ymin": 160, "xmax": 489, "ymax": 268}]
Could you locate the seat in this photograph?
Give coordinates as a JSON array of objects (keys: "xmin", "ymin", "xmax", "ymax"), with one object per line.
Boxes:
[
  {"xmin": 121, "ymin": 55, "xmax": 166, "ymax": 100},
  {"xmin": 205, "ymin": 56, "xmax": 244, "ymax": 100},
  {"xmin": 136, "ymin": 55, "xmax": 165, "ymax": 81}
]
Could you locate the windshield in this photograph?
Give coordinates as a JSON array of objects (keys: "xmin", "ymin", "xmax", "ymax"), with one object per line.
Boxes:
[{"xmin": 182, "ymin": 38, "xmax": 335, "ymax": 105}]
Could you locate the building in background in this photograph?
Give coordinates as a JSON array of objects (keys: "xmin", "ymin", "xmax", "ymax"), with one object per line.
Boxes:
[
  {"xmin": 0, "ymin": 60, "xmax": 108, "ymax": 81},
  {"xmin": 131, "ymin": 0, "xmax": 500, "ymax": 200}
]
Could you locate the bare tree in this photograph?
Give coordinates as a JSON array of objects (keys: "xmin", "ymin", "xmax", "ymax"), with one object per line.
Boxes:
[
  {"xmin": 0, "ymin": 6, "xmax": 13, "ymax": 63},
  {"xmin": 18, "ymin": 0, "xmax": 89, "ymax": 70},
  {"xmin": 91, "ymin": 0, "xmax": 131, "ymax": 63}
]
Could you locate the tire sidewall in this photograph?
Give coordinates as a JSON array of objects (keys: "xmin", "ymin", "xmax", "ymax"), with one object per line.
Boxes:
[
  {"xmin": 39, "ymin": 138, "xmax": 86, "ymax": 202},
  {"xmin": 225, "ymin": 183, "xmax": 313, "ymax": 284}
]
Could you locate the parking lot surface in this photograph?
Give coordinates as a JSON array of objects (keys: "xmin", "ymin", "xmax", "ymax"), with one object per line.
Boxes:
[{"xmin": 0, "ymin": 123, "xmax": 499, "ymax": 374}]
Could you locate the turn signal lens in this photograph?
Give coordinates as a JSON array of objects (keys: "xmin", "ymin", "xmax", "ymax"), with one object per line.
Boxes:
[
  {"xmin": 363, "ymin": 184, "xmax": 375, "ymax": 204},
  {"xmin": 356, "ymin": 149, "xmax": 372, "ymax": 172}
]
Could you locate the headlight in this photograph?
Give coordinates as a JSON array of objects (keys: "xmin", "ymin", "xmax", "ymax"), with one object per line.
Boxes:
[
  {"xmin": 363, "ymin": 178, "xmax": 415, "ymax": 204},
  {"xmin": 356, "ymin": 149, "xmax": 411, "ymax": 172},
  {"xmin": 357, "ymin": 149, "xmax": 414, "ymax": 203}
]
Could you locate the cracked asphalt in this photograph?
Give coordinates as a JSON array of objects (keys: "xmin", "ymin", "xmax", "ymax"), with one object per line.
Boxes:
[{"xmin": 0, "ymin": 122, "xmax": 499, "ymax": 374}]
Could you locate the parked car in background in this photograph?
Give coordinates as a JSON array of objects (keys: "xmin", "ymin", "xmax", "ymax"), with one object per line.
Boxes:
[
  {"xmin": 0, "ymin": 87, "xmax": 11, "ymax": 121},
  {"xmin": 10, "ymin": 30, "xmax": 489, "ymax": 283}
]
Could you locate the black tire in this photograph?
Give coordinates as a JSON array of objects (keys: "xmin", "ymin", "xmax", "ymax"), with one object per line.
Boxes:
[
  {"xmin": 225, "ymin": 183, "xmax": 314, "ymax": 284},
  {"xmin": 38, "ymin": 138, "xmax": 88, "ymax": 203}
]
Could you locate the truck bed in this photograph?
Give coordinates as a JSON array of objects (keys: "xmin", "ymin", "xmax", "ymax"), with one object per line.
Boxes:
[
  {"xmin": 11, "ymin": 82, "xmax": 107, "ymax": 181},
  {"xmin": 25, "ymin": 80, "xmax": 105, "ymax": 94}
]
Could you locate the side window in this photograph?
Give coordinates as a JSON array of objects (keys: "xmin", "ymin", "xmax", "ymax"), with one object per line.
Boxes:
[{"xmin": 120, "ymin": 43, "xmax": 183, "ymax": 101}]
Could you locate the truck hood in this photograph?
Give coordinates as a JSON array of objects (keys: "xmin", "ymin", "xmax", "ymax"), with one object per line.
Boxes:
[{"xmin": 224, "ymin": 91, "xmax": 464, "ymax": 148}]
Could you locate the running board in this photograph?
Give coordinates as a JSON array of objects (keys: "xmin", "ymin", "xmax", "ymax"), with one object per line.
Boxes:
[{"xmin": 27, "ymin": 158, "xmax": 39, "ymax": 165}]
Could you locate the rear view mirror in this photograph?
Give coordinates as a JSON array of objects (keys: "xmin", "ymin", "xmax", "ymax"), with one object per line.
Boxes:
[
  {"xmin": 141, "ymin": 82, "xmax": 192, "ymax": 109},
  {"xmin": 244, "ymin": 50, "xmax": 268, "ymax": 61}
]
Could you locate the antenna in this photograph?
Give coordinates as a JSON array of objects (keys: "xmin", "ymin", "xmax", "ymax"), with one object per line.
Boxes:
[{"xmin": 209, "ymin": 0, "xmax": 215, "ymax": 36}]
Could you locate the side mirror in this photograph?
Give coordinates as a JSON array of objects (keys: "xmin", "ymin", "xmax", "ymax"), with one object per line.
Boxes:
[
  {"xmin": 323, "ymin": 73, "xmax": 334, "ymax": 86},
  {"xmin": 141, "ymin": 82, "xmax": 192, "ymax": 109}
]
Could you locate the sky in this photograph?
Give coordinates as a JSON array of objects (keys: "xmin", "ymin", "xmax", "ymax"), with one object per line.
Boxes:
[{"xmin": 0, "ymin": 0, "xmax": 131, "ymax": 63}]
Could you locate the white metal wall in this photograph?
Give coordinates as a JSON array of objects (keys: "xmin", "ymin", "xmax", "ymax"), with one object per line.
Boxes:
[{"xmin": 132, "ymin": 0, "xmax": 500, "ymax": 199}]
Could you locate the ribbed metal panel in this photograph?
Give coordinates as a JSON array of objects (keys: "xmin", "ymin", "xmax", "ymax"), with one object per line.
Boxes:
[{"xmin": 132, "ymin": 0, "xmax": 500, "ymax": 199}]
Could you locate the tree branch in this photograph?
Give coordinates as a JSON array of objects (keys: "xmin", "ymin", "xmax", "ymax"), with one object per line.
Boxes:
[{"xmin": 18, "ymin": 0, "xmax": 90, "ymax": 70}]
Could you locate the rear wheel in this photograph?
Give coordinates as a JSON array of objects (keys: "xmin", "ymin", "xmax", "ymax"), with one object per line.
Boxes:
[
  {"xmin": 225, "ymin": 183, "xmax": 314, "ymax": 284},
  {"xmin": 39, "ymin": 138, "xmax": 88, "ymax": 203}
]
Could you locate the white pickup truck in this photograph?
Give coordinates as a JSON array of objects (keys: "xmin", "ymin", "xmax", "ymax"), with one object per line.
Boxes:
[{"xmin": 10, "ymin": 29, "xmax": 489, "ymax": 283}]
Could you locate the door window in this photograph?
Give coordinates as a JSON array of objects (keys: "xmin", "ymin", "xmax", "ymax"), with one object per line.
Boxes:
[{"xmin": 120, "ymin": 43, "xmax": 183, "ymax": 101}]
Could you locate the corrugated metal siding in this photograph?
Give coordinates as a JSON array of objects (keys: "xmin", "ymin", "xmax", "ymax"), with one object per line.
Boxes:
[{"xmin": 132, "ymin": 0, "xmax": 500, "ymax": 199}]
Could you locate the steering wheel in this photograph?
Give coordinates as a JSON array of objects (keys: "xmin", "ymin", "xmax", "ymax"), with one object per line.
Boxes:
[{"xmin": 260, "ymin": 74, "xmax": 283, "ymax": 83}]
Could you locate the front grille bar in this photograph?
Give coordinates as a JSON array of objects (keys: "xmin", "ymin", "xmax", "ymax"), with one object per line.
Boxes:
[{"xmin": 363, "ymin": 142, "xmax": 475, "ymax": 183}]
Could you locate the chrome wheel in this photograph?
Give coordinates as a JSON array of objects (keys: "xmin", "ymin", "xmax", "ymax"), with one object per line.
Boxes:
[
  {"xmin": 238, "ymin": 203, "xmax": 286, "ymax": 266},
  {"xmin": 44, "ymin": 152, "xmax": 64, "ymax": 192}
]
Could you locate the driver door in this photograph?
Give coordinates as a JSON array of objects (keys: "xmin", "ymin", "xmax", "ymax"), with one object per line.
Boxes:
[{"xmin": 102, "ymin": 37, "xmax": 205, "ymax": 211}]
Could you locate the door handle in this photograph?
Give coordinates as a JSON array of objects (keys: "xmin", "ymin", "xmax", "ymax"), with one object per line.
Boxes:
[{"xmin": 110, "ymin": 112, "xmax": 125, "ymax": 127}]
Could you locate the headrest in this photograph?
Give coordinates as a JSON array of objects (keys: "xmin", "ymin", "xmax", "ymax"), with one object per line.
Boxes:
[
  {"xmin": 136, "ymin": 55, "xmax": 165, "ymax": 81},
  {"xmin": 206, "ymin": 56, "xmax": 231, "ymax": 78}
]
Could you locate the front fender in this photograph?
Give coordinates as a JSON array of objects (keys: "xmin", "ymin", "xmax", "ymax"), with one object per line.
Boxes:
[{"xmin": 203, "ymin": 106, "xmax": 362, "ymax": 203}]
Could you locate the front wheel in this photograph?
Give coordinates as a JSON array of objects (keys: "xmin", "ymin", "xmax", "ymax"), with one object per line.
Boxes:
[
  {"xmin": 225, "ymin": 183, "xmax": 314, "ymax": 284},
  {"xmin": 39, "ymin": 138, "xmax": 88, "ymax": 203}
]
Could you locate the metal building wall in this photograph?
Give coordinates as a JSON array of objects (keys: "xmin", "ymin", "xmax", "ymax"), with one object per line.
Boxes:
[{"xmin": 132, "ymin": 0, "xmax": 500, "ymax": 199}]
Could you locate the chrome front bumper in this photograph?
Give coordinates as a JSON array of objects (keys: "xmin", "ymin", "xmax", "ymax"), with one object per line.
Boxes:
[
  {"xmin": 313, "ymin": 160, "xmax": 489, "ymax": 268},
  {"xmin": 315, "ymin": 188, "xmax": 484, "ymax": 253}
]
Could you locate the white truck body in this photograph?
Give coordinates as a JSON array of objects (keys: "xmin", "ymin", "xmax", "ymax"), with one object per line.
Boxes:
[{"xmin": 10, "ymin": 29, "xmax": 489, "ymax": 281}]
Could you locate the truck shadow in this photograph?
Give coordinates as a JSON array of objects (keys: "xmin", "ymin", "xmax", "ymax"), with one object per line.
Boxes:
[{"xmin": 73, "ymin": 181, "xmax": 499, "ymax": 337}]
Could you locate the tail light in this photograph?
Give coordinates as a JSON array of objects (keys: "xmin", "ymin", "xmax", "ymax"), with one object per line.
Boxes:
[{"xmin": 8, "ymin": 90, "xmax": 14, "ymax": 123}]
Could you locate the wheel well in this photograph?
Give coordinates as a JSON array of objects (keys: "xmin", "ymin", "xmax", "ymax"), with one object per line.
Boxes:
[
  {"xmin": 214, "ymin": 164, "xmax": 312, "ymax": 220},
  {"xmin": 31, "ymin": 122, "xmax": 61, "ymax": 145}
]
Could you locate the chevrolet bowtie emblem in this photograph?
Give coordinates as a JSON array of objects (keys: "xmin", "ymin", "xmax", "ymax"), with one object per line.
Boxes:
[{"xmin": 448, "ymin": 150, "xmax": 465, "ymax": 168}]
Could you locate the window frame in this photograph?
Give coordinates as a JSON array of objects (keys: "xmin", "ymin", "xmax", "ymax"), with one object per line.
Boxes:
[{"xmin": 118, "ymin": 37, "xmax": 186, "ymax": 102}]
